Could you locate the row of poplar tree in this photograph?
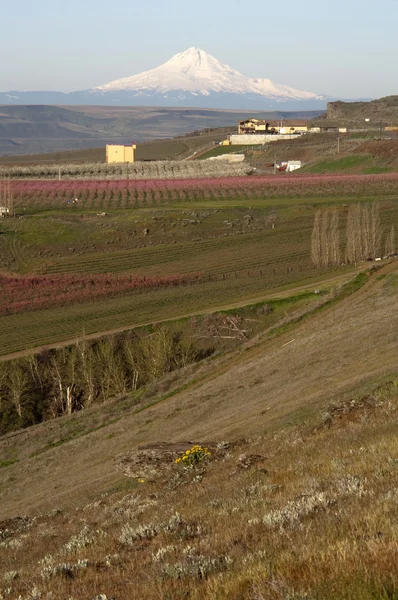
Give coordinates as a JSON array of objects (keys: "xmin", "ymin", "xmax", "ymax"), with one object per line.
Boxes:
[{"xmin": 311, "ymin": 202, "xmax": 396, "ymax": 268}]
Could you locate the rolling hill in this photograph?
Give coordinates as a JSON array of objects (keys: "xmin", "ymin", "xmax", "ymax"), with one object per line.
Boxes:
[
  {"xmin": 0, "ymin": 105, "xmax": 323, "ymax": 156},
  {"xmin": 325, "ymin": 95, "xmax": 398, "ymax": 123},
  {"xmin": 0, "ymin": 262, "xmax": 397, "ymax": 600}
]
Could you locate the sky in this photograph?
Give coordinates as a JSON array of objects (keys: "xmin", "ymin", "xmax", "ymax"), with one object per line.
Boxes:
[{"xmin": 1, "ymin": 0, "xmax": 397, "ymax": 98}]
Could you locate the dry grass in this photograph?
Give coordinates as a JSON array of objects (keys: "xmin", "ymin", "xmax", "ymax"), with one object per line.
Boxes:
[
  {"xmin": 1, "ymin": 381, "xmax": 398, "ymax": 600},
  {"xmin": 0, "ymin": 265, "xmax": 397, "ymax": 599}
]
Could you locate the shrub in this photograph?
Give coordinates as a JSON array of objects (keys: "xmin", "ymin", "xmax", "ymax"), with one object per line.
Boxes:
[{"xmin": 175, "ymin": 445, "xmax": 211, "ymax": 467}]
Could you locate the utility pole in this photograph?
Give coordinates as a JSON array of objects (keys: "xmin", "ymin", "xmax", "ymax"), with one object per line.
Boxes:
[
  {"xmin": 59, "ymin": 166, "xmax": 61, "ymax": 181},
  {"xmin": 337, "ymin": 134, "xmax": 340, "ymax": 154}
]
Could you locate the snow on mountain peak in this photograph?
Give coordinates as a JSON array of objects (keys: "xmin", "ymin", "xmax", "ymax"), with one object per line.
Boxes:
[{"xmin": 94, "ymin": 47, "xmax": 322, "ymax": 101}]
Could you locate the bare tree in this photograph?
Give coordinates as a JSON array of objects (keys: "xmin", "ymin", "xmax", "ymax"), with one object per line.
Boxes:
[
  {"xmin": 346, "ymin": 204, "xmax": 362, "ymax": 264},
  {"xmin": 370, "ymin": 202, "xmax": 381, "ymax": 259},
  {"xmin": 312, "ymin": 208, "xmax": 341, "ymax": 268},
  {"xmin": 140, "ymin": 327, "xmax": 174, "ymax": 381},
  {"xmin": 49, "ymin": 349, "xmax": 79, "ymax": 417},
  {"xmin": 175, "ymin": 336, "xmax": 197, "ymax": 368},
  {"xmin": 0, "ymin": 364, "xmax": 8, "ymax": 412},
  {"xmin": 123, "ymin": 337, "xmax": 143, "ymax": 391},
  {"xmin": 321, "ymin": 211, "xmax": 330, "ymax": 267},
  {"xmin": 6, "ymin": 363, "xmax": 29, "ymax": 419},
  {"xmin": 0, "ymin": 178, "xmax": 14, "ymax": 217},
  {"xmin": 385, "ymin": 224, "xmax": 396, "ymax": 256},
  {"xmin": 361, "ymin": 204, "xmax": 371, "ymax": 259},
  {"xmin": 311, "ymin": 210, "xmax": 322, "ymax": 268},
  {"xmin": 26, "ymin": 354, "xmax": 45, "ymax": 392},
  {"xmin": 346, "ymin": 202, "xmax": 382, "ymax": 263},
  {"xmin": 95, "ymin": 338, "xmax": 127, "ymax": 399},
  {"xmin": 76, "ymin": 340, "xmax": 95, "ymax": 406},
  {"xmin": 329, "ymin": 209, "xmax": 340, "ymax": 266}
]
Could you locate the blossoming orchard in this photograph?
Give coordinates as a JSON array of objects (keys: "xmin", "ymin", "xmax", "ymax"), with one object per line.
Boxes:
[{"xmin": 8, "ymin": 173, "xmax": 398, "ymax": 210}]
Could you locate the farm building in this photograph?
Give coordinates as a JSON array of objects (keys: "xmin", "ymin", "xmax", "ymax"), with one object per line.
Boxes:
[
  {"xmin": 309, "ymin": 120, "xmax": 348, "ymax": 134},
  {"xmin": 238, "ymin": 119, "xmax": 268, "ymax": 134},
  {"xmin": 286, "ymin": 160, "xmax": 302, "ymax": 172},
  {"xmin": 106, "ymin": 144, "xmax": 137, "ymax": 164},
  {"xmin": 238, "ymin": 119, "xmax": 308, "ymax": 135},
  {"xmin": 230, "ymin": 133, "xmax": 298, "ymax": 145},
  {"xmin": 280, "ymin": 125, "xmax": 307, "ymax": 135}
]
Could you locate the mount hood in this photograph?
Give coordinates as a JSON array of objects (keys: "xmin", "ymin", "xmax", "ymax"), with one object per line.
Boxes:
[
  {"xmin": 0, "ymin": 47, "xmax": 326, "ymax": 109},
  {"xmin": 92, "ymin": 47, "xmax": 325, "ymax": 108}
]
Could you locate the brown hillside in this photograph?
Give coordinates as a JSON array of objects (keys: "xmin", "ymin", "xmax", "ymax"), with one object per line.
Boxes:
[
  {"xmin": 0, "ymin": 262, "xmax": 397, "ymax": 520},
  {"xmin": 354, "ymin": 139, "xmax": 398, "ymax": 160},
  {"xmin": 326, "ymin": 96, "xmax": 398, "ymax": 123}
]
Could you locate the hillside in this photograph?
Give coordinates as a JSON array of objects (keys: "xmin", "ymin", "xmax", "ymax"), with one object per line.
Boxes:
[
  {"xmin": 325, "ymin": 96, "xmax": 398, "ymax": 124},
  {"xmin": 2, "ymin": 263, "xmax": 397, "ymax": 516},
  {"xmin": 237, "ymin": 130, "xmax": 398, "ymax": 175},
  {"xmin": 0, "ymin": 262, "xmax": 397, "ymax": 600},
  {"xmin": 0, "ymin": 128, "xmax": 233, "ymax": 165},
  {"xmin": 0, "ymin": 105, "xmax": 323, "ymax": 156},
  {"xmin": 0, "ymin": 151, "xmax": 397, "ymax": 598}
]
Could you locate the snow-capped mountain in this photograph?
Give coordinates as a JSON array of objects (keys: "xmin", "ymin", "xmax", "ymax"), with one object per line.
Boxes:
[
  {"xmin": 93, "ymin": 47, "xmax": 323, "ymax": 104},
  {"xmin": 0, "ymin": 48, "xmax": 327, "ymax": 109}
]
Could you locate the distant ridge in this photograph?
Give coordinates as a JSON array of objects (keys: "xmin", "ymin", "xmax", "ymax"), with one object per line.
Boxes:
[
  {"xmin": 0, "ymin": 105, "xmax": 324, "ymax": 156},
  {"xmin": 326, "ymin": 96, "xmax": 398, "ymax": 122}
]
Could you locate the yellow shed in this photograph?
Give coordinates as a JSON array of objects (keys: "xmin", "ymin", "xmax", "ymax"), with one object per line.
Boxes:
[{"xmin": 106, "ymin": 144, "xmax": 137, "ymax": 164}]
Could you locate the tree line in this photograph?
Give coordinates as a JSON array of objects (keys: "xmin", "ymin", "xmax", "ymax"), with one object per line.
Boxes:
[
  {"xmin": 311, "ymin": 202, "xmax": 396, "ymax": 268},
  {"xmin": 0, "ymin": 327, "xmax": 203, "ymax": 435}
]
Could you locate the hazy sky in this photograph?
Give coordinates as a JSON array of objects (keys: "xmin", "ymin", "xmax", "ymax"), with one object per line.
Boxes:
[{"xmin": 1, "ymin": 0, "xmax": 397, "ymax": 98}]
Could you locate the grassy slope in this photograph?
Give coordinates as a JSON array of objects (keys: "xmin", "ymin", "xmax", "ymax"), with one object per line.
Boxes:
[
  {"xmin": 197, "ymin": 144, "xmax": 263, "ymax": 159},
  {"xmin": 302, "ymin": 154, "xmax": 393, "ymax": 175},
  {"xmin": 0, "ymin": 263, "xmax": 396, "ymax": 514},
  {"xmin": 0, "ymin": 265, "xmax": 397, "ymax": 599}
]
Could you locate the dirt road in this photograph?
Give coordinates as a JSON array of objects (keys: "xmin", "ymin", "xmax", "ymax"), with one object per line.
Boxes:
[{"xmin": 0, "ymin": 268, "xmax": 363, "ymax": 363}]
